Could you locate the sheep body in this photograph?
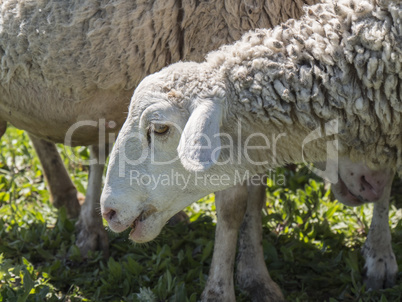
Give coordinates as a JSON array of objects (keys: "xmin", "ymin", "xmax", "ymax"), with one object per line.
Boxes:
[{"xmin": 0, "ymin": 0, "xmax": 316, "ymax": 144}]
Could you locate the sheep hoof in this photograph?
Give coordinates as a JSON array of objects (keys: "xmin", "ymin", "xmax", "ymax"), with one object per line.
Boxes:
[
  {"xmin": 75, "ymin": 217, "xmax": 109, "ymax": 259},
  {"xmin": 201, "ymin": 280, "xmax": 236, "ymax": 302},
  {"xmin": 237, "ymin": 270, "xmax": 285, "ymax": 302},
  {"xmin": 362, "ymin": 247, "xmax": 398, "ymax": 290}
]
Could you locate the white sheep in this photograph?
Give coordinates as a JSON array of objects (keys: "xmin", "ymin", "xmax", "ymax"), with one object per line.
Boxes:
[
  {"xmin": 101, "ymin": 0, "xmax": 402, "ymax": 300},
  {"xmin": 0, "ymin": 0, "xmax": 322, "ymax": 299},
  {"xmin": 0, "ymin": 0, "xmax": 396, "ymax": 298},
  {"xmin": 0, "ymin": 0, "xmax": 316, "ymax": 251}
]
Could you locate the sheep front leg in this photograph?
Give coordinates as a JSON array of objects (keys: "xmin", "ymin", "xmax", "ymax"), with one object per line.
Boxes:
[
  {"xmin": 201, "ymin": 183, "xmax": 248, "ymax": 302},
  {"xmin": 76, "ymin": 145, "xmax": 109, "ymax": 258},
  {"xmin": 362, "ymin": 171, "xmax": 398, "ymax": 290},
  {"xmin": 0, "ymin": 120, "xmax": 6, "ymax": 139},
  {"xmin": 29, "ymin": 135, "xmax": 81, "ymax": 218},
  {"xmin": 237, "ymin": 177, "xmax": 284, "ymax": 302}
]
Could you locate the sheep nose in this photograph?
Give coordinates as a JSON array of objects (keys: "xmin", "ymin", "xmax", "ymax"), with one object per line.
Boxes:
[{"xmin": 102, "ymin": 207, "xmax": 117, "ymax": 222}]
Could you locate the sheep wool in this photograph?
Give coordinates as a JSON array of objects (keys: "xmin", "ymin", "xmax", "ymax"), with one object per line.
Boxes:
[
  {"xmin": 201, "ymin": 0, "xmax": 402, "ymax": 170},
  {"xmin": 0, "ymin": 0, "xmax": 318, "ymax": 145},
  {"xmin": 0, "ymin": 0, "xmax": 315, "ymax": 101}
]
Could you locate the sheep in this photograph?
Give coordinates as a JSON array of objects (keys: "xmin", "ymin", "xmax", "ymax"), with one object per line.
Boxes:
[
  {"xmin": 0, "ymin": 0, "xmax": 396, "ymax": 297},
  {"xmin": 101, "ymin": 0, "xmax": 402, "ymax": 300},
  {"xmin": 0, "ymin": 0, "xmax": 323, "ymax": 298},
  {"xmin": 0, "ymin": 0, "xmax": 319, "ymax": 256}
]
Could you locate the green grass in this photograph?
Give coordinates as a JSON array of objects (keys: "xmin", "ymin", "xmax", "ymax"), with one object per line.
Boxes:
[{"xmin": 1, "ymin": 126, "xmax": 402, "ymax": 301}]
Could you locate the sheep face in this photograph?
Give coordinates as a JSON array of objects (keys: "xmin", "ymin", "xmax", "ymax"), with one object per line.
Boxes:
[{"xmin": 101, "ymin": 65, "xmax": 240, "ymax": 243}]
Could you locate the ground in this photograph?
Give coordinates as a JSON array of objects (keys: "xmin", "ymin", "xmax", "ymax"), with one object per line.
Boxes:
[{"xmin": 1, "ymin": 126, "xmax": 402, "ymax": 301}]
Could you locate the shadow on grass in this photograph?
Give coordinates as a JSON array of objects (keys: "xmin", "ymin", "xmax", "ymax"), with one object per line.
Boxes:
[{"xmin": 1, "ymin": 202, "xmax": 401, "ymax": 302}]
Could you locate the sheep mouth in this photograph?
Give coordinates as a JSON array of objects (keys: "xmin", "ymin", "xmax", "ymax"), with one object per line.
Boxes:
[{"xmin": 129, "ymin": 206, "xmax": 157, "ymax": 232}]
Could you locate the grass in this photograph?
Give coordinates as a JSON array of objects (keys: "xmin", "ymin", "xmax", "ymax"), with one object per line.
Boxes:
[{"xmin": 1, "ymin": 126, "xmax": 402, "ymax": 301}]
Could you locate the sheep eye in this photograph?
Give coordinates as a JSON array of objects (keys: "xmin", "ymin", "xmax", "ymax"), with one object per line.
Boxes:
[{"xmin": 152, "ymin": 123, "xmax": 169, "ymax": 135}]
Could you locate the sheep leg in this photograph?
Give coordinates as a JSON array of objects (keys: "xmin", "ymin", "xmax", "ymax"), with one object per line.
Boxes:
[
  {"xmin": 76, "ymin": 144, "xmax": 109, "ymax": 258},
  {"xmin": 237, "ymin": 177, "xmax": 284, "ymax": 302},
  {"xmin": 362, "ymin": 171, "xmax": 397, "ymax": 290},
  {"xmin": 0, "ymin": 120, "xmax": 6, "ymax": 139},
  {"xmin": 29, "ymin": 135, "xmax": 81, "ymax": 218},
  {"xmin": 201, "ymin": 183, "xmax": 248, "ymax": 302}
]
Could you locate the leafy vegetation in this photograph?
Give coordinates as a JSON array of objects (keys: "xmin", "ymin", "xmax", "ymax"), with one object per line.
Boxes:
[{"xmin": 1, "ymin": 126, "xmax": 402, "ymax": 301}]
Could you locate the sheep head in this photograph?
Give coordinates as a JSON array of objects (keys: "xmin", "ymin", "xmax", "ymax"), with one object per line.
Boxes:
[{"xmin": 100, "ymin": 62, "xmax": 240, "ymax": 243}]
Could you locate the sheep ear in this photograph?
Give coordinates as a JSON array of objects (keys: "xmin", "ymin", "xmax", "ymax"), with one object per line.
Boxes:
[{"xmin": 178, "ymin": 100, "xmax": 222, "ymax": 172}]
